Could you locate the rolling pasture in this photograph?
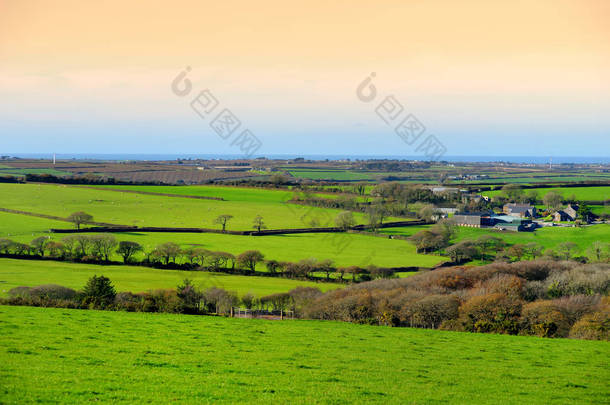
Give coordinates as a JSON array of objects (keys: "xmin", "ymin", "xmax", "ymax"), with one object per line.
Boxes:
[
  {"xmin": 0, "ymin": 211, "xmax": 443, "ymax": 267},
  {"xmin": 0, "ymin": 183, "xmax": 374, "ymax": 230},
  {"xmin": 382, "ymin": 224, "xmax": 610, "ymax": 257},
  {"xmin": 1, "ymin": 306, "xmax": 608, "ymax": 404},
  {"xmin": 482, "ymin": 186, "xmax": 610, "ymax": 201},
  {"xmin": 453, "ymin": 224, "xmax": 609, "ymax": 250},
  {"xmin": 0, "ymin": 258, "xmax": 340, "ymax": 297},
  {"xmin": 106, "ymin": 232, "xmax": 442, "ymax": 268}
]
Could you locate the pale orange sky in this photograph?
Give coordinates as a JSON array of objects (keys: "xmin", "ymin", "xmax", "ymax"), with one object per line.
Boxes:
[{"xmin": 1, "ymin": 0, "xmax": 609, "ymax": 155}]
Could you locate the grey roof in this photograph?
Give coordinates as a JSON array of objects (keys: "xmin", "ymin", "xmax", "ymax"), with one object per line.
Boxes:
[{"xmin": 505, "ymin": 203, "xmax": 534, "ymax": 213}]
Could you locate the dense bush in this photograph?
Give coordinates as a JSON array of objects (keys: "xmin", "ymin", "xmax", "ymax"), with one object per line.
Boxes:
[
  {"xmin": 29, "ymin": 284, "xmax": 77, "ymax": 300},
  {"xmin": 303, "ymin": 260, "xmax": 610, "ymax": 340},
  {"xmin": 456, "ymin": 293, "xmax": 522, "ymax": 334},
  {"xmin": 520, "ymin": 301, "xmax": 570, "ymax": 338},
  {"xmin": 81, "ymin": 275, "xmax": 116, "ymax": 308},
  {"xmin": 569, "ymin": 305, "xmax": 609, "ymax": 340}
]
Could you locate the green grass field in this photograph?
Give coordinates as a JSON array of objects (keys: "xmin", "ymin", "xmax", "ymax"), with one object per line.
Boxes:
[
  {"xmin": 0, "ymin": 258, "xmax": 340, "ymax": 297},
  {"xmin": 0, "ymin": 167, "xmax": 72, "ymax": 177},
  {"xmin": 286, "ymin": 169, "xmax": 380, "ymax": 181},
  {"xmin": 452, "ymin": 225, "xmax": 610, "ymax": 253},
  {"xmin": 380, "ymin": 224, "xmax": 610, "ymax": 259},
  {"xmin": 107, "ymin": 231, "xmax": 443, "ymax": 268},
  {"xmin": 1, "ymin": 306, "xmax": 608, "ymax": 404},
  {"xmin": 483, "ymin": 186, "xmax": 610, "ymax": 201},
  {"xmin": 91, "ymin": 184, "xmax": 295, "ymax": 202},
  {"xmin": 0, "ymin": 183, "xmax": 380, "ymax": 230},
  {"xmin": 0, "ymin": 211, "xmax": 69, "ymax": 239},
  {"xmin": 0, "ymin": 211, "xmax": 442, "ymax": 267}
]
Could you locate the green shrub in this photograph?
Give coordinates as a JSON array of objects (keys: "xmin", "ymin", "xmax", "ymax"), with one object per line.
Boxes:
[{"xmin": 81, "ymin": 275, "xmax": 116, "ymax": 309}]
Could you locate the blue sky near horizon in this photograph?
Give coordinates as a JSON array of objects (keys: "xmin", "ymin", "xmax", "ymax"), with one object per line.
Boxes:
[{"xmin": 1, "ymin": 1, "xmax": 609, "ymax": 157}]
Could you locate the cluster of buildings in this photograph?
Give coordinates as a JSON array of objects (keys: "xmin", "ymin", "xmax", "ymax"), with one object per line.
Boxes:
[{"xmin": 452, "ymin": 202, "xmax": 586, "ymax": 232}]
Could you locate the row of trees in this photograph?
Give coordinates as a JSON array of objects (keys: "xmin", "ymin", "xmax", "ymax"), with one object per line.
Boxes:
[
  {"xmin": 442, "ymin": 238, "xmax": 610, "ymax": 264},
  {"xmin": 0, "ymin": 235, "xmax": 399, "ymax": 282},
  {"xmin": 3, "ymin": 275, "xmax": 323, "ymax": 317}
]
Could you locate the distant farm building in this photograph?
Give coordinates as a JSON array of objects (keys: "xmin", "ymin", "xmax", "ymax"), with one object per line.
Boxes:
[
  {"xmin": 452, "ymin": 211, "xmax": 494, "ymax": 228},
  {"xmin": 491, "ymin": 215, "xmax": 535, "ymax": 232},
  {"xmin": 430, "ymin": 187, "xmax": 467, "ymax": 194},
  {"xmin": 452, "ymin": 211, "xmax": 535, "ymax": 232},
  {"xmin": 503, "ymin": 203, "xmax": 537, "ymax": 218}
]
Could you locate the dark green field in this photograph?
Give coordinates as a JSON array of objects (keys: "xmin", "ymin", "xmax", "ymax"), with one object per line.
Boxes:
[{"xmin": 1, "ymin": 306, "xmax": 608, "ymax": 404}]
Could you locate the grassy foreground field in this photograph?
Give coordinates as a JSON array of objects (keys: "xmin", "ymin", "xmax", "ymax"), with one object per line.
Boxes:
[
  {"xmin": 1, "ymin": 306, "xmax": 608, "ymax": 404},
  {"xmin": 0, "ymin": 259, "xmax": 340, "ymax": 297}
]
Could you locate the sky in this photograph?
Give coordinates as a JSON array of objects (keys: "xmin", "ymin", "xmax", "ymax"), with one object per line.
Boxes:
[{"xmin": 1, "ymin": 0, "xmax": 609, "ymax": 157}]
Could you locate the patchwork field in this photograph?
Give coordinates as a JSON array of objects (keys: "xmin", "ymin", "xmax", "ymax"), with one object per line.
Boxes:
[
  {"xmin": 0, "ymin": 211, "xmax": 442, "ymax": 267},
  {"xmin": 482, "ymin": 186, "xmax": 610, "ymax": 201},
  {"xmin": 1, "ymin": 306, "xmax": 608, "ymax": 404},
  {"xmin": 0, "ymin": 167, "xmax": 72, "ymax": 177},
  {"xmin": 0, "ymin": 258, "xmax": 340, "ymax": 297},
  {"xmin": 452, "ymin": 225, "xmax": 610, "ymax": 253},
  {"xmin": 0, "ymin": 183, "xmax": 376, "ymax": 230},
  {"xmin": 382, "ymin": 224, "xmax": 610, "ymax": 256}
]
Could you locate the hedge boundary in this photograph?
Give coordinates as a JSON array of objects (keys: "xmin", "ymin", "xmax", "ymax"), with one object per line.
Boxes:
[{"xmin": 49, "ymin": 220, "xmax": 429, "ymax": 236}]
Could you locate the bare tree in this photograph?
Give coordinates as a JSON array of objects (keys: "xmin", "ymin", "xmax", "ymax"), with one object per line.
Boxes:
[
  {"xmin": 237, "ymin": 250, "xmax": 265, "ymax": 271},
  {"xmin": 524, "ymin": 242, "xmax": 543, "ymax": 260},
  {"xmin": 90, "ymin": 234, "xmax": 118, "ymax": 261},
  {"xmin": 252, "ymin": 215, "xmax": 267, "ymax": 232},
  {"xmin": 153, "ymin": 242, "xmax": 181, "ymax": 265},
  {"xmin": 317, "ymin": 259, "xmax": 334, "ymax": 280},
  {"xmin": 30, "ymin": 236, "xmax": 49, "ymax": 256},
  {"xmin": 334, "ymin": 211, "xmax": 356, "ymax": 231},
  {"xmin": 214, "ymin": 214, "xmax": 234, "ymax": 232},
  {"xmin": 558, "ymin": 241, "xmax": 579, "ymax": 261},
  {"xmin": 67, "ymin": 211, "xmax": 93, "ymax": 230},
  {"xmin": 418, "ymin": 204, "xmax": 439, "ymax": 222},
  {"xmin": 586, "ymin": 241, "xmax": 607, "ymax": 262},
  {"xmin": 543, "ymin": 192, "xmax": 563, "ymax": 211}
]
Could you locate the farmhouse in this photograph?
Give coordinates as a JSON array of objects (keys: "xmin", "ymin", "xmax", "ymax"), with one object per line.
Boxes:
[
  {"xmin": 503, "ymin": 203, "xmax": 537, "ymax": 218},
  {"xmin": 553, "ymin": 210, "xmax": 572, "ymax": 222},
  {"xmin": 553, "ymin": 204, "xmax": 579, "ymax": 222}
]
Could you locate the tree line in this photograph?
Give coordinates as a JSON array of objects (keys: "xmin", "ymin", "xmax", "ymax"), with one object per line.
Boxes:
[
  {"xmin": 0, "ymin": 235, "xmax": 399, "ymax": 282},
  {"xmin": 2, "ymin": 275, "xmax": 323, "ymax": 317}
]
